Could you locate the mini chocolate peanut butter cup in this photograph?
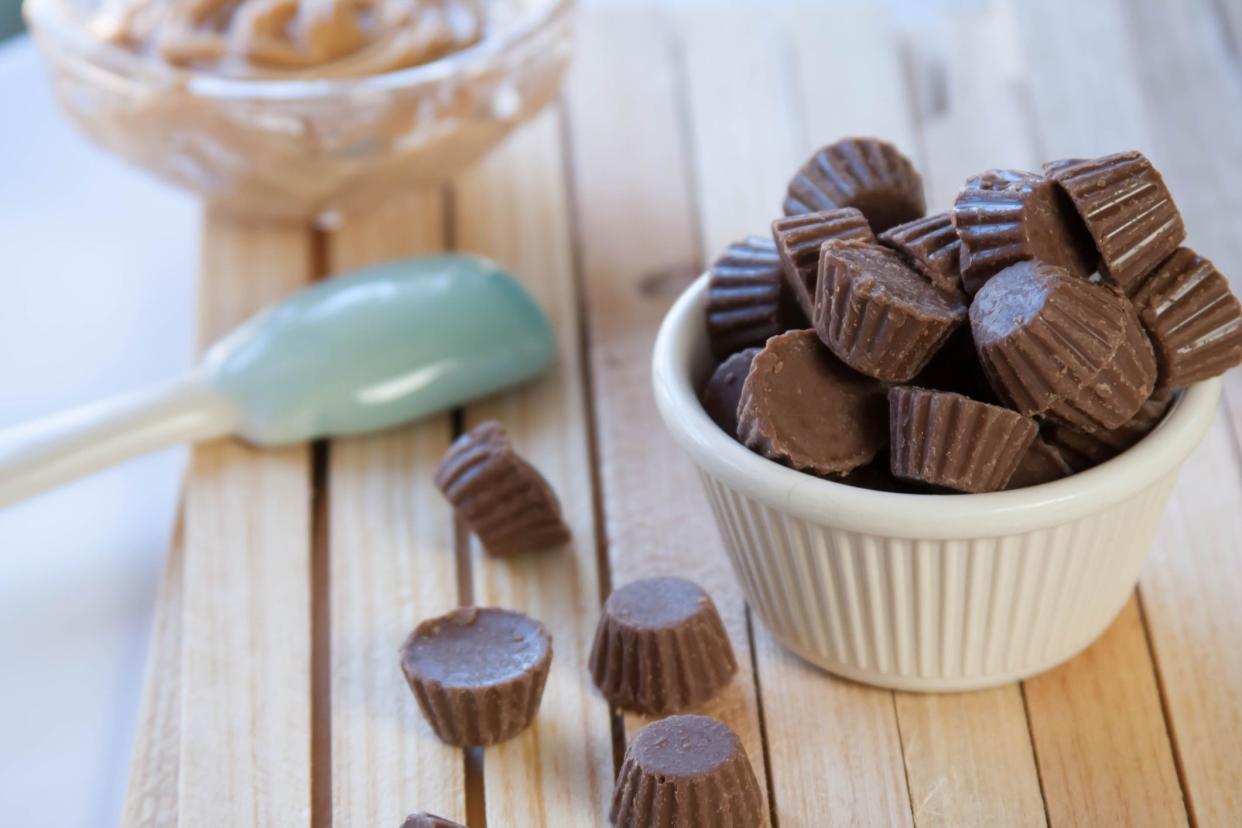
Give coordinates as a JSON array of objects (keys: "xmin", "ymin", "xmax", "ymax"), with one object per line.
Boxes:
[
  {"xmin": 1042, "ymin": 298, "xmax": 1157, "ymax": 432},
  {"xmin": 888, "ymin": 387, "xmax": 1037, "ymax": 493},
  {"xmin": 952, "ymin": 169, "xmax": 1096, "ymax": 295},
  {"xmin": 970, "ymin": 260, "xmax": 1139, "ymax": 424},
  {"xmin": 705, "ymin": 235, "xmax": 805, "ymax": 360},
  {"xmin": 772, "ymin": 207, "xmax": 875, "ymax": 318},
  {"xmin": 401, "ymin": 813, "xmax": 465, "ymax": 828},
  {"xmin": 1129, "ymin": 247, "xmax": 1242, "ymax": 389},
  {"xmin": 878, "ymin": 211, "xmax": 964, "ymax": 296},
  {"xmin": 1005, "ymin": 437, "xmax": 1075, "ymax": 490},
  {"xmin": 738, "ymin": 330, "xmax": 888, "ymax": 476},
  {"xmin": 784, "ymin": 137, "xmax": 926, "ymax": 232},
  {"xmin": 589, "ymin": 577, "xmax": 737, "ymax": 715},
  {"xmin": 435, "ymin": 421, "xmax": 571, "ymax": 556},
  {"xmin": 1045, "ymin": 151, "xmax": 1186, "ymax": 293},
  {"xmin": 700, "ymin": 348, "xmax": 760, "ymax": 440},
  {"xmin": 400, "ymin": 607, "xmax": 552, "ymax": 747},
  {"xmin": 610, "ymin": 715, "xmax": 764, "ymax": 828},
  {"xmin": 816, "ymin": 240, "xmax": 967, "ymax": 382},
  {"xmin": 1047, "ymin": 389, "xmax": 1174, "ymax": 471}
]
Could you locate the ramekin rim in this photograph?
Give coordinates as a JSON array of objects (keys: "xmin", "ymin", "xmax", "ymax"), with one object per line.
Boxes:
[
  {"xmin": 23, "ymin": 0, "xmax": 573, "ymax": 100},
  {"xmin": 652, "ymin": 273, "xmax": 1221, "ymax": 539}
]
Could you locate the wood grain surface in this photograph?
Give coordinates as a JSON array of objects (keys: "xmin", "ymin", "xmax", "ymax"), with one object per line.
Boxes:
[
  {"xmin": 178, "ymin": 216, "xmax": 315, "ymax": 828},
  {"xmin": 122, "ymin": 2, "xmax": 1242, "ymax": 826},
  {"xmin": 326, "ymin": 192, "xmax": 468, "ymax": 825}
]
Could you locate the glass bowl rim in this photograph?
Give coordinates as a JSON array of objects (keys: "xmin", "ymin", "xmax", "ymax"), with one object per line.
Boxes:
[{"xmin": 23, "ymin": 0, "xmax": 574, "ymax": 101}]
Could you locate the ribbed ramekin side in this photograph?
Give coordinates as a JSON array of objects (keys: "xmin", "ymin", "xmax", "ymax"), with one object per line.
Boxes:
[{"xmin": 698, "ymin": 467, "xmax": 1182, "ymax": 691}]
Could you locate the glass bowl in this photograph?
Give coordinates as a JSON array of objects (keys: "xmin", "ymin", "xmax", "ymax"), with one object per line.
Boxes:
[{"xmin": 23, "ymin": 0, "xmax": 574, "ymax": 224}]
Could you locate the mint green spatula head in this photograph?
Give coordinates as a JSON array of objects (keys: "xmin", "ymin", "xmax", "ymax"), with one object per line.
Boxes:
[{"xmin": 202, "ymin": 255, "xmax": 555, "ymax": 444}]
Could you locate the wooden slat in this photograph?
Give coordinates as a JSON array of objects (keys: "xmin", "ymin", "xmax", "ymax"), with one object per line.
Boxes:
[
  {"xmin": 454, "ymin": 111, "xmax": 615, "ymax": 823},
  {"xmin": 1116, "ymin": 3, "xmax": 1242, "ymax": 823},
  {"xmin": 121, "ymin": 524, "xmax": 183, "ymax": 828},
  {"xmin": 893, "ymin": 689, "xmax": 1043, "ymax": 827},
  {"xmin": 178, "ymin": 215, "xmax": 314, "ymax": 827},
  {"xmin": 561, "ymin": 9, "xmax": 773, "ymax": 811},
  {"xmin": 325, "ymin": 192, "xmax": 467, "ymax": 825},
  {"xmin": 1016, "ymin": 1, "xmax": 1242, "ymax": 823},
  {"xmin": 678, "ymin": 6, "xmax": 913, "ymax": 824},
  {"xmin": 1024, "ymin": 599, "xmax": 1187, "ymax": 825}
]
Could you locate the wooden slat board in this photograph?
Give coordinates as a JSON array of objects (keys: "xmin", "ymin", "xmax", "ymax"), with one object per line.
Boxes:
[
  {"xmin": 121, "ymin": 2, "xmax": 1242, "ymax": 825},
  {"xmin": 178, "ymin": 216, "xmax": 315, "ymax": 828},
  {"xmin": 326, "ymin": 192, "xmax": 468, "ymax": 825},
  {"xmin": 454, "ymin": 109, "xmax": 616, "ymax": 824}
]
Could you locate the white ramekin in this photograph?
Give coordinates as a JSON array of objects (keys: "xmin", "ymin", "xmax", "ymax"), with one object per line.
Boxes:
[{"xmin": 653, "ymin": 274, "xmax": 1221, "ymax": 691}]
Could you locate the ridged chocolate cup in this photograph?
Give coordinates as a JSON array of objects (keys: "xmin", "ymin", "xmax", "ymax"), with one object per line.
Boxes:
[
  {"xmin": 589, "ymin": 577, "xmax": 737, "ymax": 715},
  {"xmin": 401, "ymin": 813, "xmax": 465, "ymax": 828},
  {"xmin": 1005, "ymin": 437, "xmax": 1075, "ymax": 490},
  {"xmin": 610, "ymin": 715, "xmax": 764, "ymax": 828},
  {"xmin": 970, "ymin": 260, "xmax": 1129, "ymax": 418},
  {"xmin": 700, "ymin": 348, "xmax": 760, "ymax": 441},
  {"xmin": 816, "ymin": 240, "xmax": 967, "ymax": 382},
  {"xmin": 400, "ymin": 607, "xmax": 552, "ymax": 747},
  {"xmin": 1042, "ymin": 298, "xmax": 1157, "ymax": 432},
  {"xmin": 888, "ymin": 387, "xmax": 1037, "ymax": 493},
  {"xmin": 784, "ymin": 137, "xmax": 926, "ymax": 232},
  {"xmin": 952, "ymin": 169, "xmax": 1096, "ymax": 295},
  {"xmin": 1047, "ymin": 389, "xmax": 1174, "ymax": 471},
  {"xmin": 772, "ymin": 207, "xmax": 875, "ymax": 319},
  {"xmin": 705, "ymin": 235, "xmax": 806, "ymax": 360},
  {"xmin": 1045, "ymin": 151, "xmax": 1186, "ymax": 293},
  {"xmin": 738, "ymin": 330, "xmax": 888, "ymax": 476},
  {"xmin": 1129, "ymin": 247, "xmax": 1242, "ymax": 389},
  {"xmin": 877, "ymin": 211, "xmax": 964, "ymax": 296},
  {"xmin": 435, "ymin": 421, "xmax": 571, "ymax": 556}
]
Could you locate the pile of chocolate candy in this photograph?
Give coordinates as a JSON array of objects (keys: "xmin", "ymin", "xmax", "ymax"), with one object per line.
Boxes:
[{"xmin": 701, "ymin": 138, "xmax": 1242, "ymax": 493}]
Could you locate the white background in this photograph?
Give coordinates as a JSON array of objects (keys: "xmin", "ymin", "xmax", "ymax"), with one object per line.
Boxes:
[{"xmin": 0, "ymin": 37, "xmax": 197, "ymax": 827}]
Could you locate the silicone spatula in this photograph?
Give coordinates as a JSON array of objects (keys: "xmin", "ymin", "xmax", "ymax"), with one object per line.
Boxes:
[{"xmin": 0, "ymin": 254, "xmax": 555, "ymax": 506}]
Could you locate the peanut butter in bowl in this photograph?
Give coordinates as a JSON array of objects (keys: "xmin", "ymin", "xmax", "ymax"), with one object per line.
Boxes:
[{"xmin": 25, "ymin": 0, "xmax": 574, "ymax": 223}]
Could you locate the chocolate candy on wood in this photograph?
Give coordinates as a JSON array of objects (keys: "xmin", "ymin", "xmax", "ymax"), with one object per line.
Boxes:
[
  {"xmin": 700, "ymin": 347, "xmax": 760, "ymax": 440},
  {"xmin": 610, "ymin": 715, "xmax": 764, "ymax": 828},
  {"xmin": 952, "ymin": 169, "xmax": 1096, "ymax": 295},
  {"xmin": 589, "ymin": 577, "xmax": 737, "ymax": 715},
  {"xmin": 705, "ymin": 234, "xmax": 805, "ymax": 360},
  {"xmin": 737, "ymin": 330, "xmax": 888, "ymax": 476},
  {"xmin": 772, "ymin": 207, "xmax": 874, "ymax": 319},
  {"xmin": 1129, "ymin": 247, "xmax": 1242, "ymax": 389},
  {"xmin": 877, "ymin": 211, "xmax": 964, "ymax": 296},
  {"xmin": 783, "ymin": 137, "xmax": 926, "ymax": 232},
  {"xmin": 435, "ymin": 421, "xmax": 571, "ymax": 556},
  {"xmin": 400, "ymin": 607, "xmax": 552, "ymax": 747},
  {"xmin": 888, "ymin": 387, "xmax": 1038, "ymax": 493},
  {"xmin": 1045, "ymin": 151, "xmax": 1186, "ymax": 293},
  {"xmin": 816, "ymin": 240, "xmax": 967, "ymax": 382},
  {"xmin": 401, "ymin": 813, "xmax": 465, "ymax": 828}
]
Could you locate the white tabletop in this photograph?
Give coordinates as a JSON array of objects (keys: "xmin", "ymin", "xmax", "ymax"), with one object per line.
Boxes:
[{"xmin": 0, "ymin": 36, "xmax": 197, "ymax": 827}]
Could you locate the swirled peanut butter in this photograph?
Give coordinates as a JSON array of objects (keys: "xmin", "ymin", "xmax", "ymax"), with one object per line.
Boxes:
[{"xmin": 78, "ymin": 0, "xmax": 485, "ymax": 78}]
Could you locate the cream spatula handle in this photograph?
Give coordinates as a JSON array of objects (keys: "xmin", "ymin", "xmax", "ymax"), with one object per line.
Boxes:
[{"xmin": 0, "ymin": 374, "xmax": 242, "ymax": 507}]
